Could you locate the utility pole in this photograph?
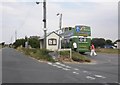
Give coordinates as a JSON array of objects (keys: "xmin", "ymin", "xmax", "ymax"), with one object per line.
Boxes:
[
  {"xmin": 43, "ymin": 0, "xmax": 47, "ymax": 49},
  {"xmin": 11, "ymin": 36, "xmax": 13, "ymax": 44},
  {"xmin": 57, "ymin": 13, "xmax": 62, "ymax": 49},
  {"xmin": 36, "ymin": 0, "xmax": 47, "ymax": 49},
  {"xmin": 57, "ymin": 13, "xmax": 62, "ymax": 30},
  {"xmin": 15, "ymin": 30, "xmax": 17, "ymax": 42}
]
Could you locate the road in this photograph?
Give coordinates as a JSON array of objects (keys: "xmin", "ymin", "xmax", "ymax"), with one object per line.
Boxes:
[{"xmin": 2, "ymin": 47, "xmax": 119, "ymax": 84}]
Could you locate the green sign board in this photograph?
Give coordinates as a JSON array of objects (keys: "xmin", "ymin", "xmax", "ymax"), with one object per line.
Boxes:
[{"xmin": 75, "ymin": 25, "xmax": 91, "ymax": 36}]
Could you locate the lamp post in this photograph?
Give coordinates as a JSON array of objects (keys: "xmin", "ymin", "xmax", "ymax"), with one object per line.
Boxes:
[
  {"xmin": 36, "ymin": 0, "xmax": 47, "ymax": 49},
  {"xmin": 57, "ymin": 13, "xmax": 62, "ymax": 50}
]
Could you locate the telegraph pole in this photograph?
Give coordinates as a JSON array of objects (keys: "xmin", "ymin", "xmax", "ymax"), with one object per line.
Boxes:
[
  {"xmin": 59, "ymin": 14, "xmax": 62, "ymax": 30},
  {"xmin": 15, "ymin": 30, "xmax": 17, "ymax": 41},
  {"xmin": 57, "ymin": 13, "xmax": 62, "ymax": 49},
  {"xmin": 36, "ymin": 0, "xmax": 47, "ymax": 49},
  {"xmin": 57, "ymin": 13, "xmax": 62, "ymax": 30},
  {"xmin": 43, "ymin": 0, "xmax": 47, "ymax": 49}
]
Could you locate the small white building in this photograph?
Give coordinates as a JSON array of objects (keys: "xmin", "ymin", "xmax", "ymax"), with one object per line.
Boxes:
[
  {"xmin": 117, "ymin": 42, "xmax": 120, "ymax": 49},
  {"xmin": 114, "ymin": 40, "xmax": 120, "ymax": 49},
  {"xmin": 40, "ymin": 31, "xmax": 62, "ymax": 51}
]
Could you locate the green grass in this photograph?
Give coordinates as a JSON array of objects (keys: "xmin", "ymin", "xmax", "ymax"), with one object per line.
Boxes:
[
  {"xmin": 59, "ymin": 51, "xmax": 91, "ymax": 62},
  {"xmin": 17, "ymin": 47, "xmax": 91, "ymax": 63},
  {"xmin": 0, "ymin": 45, "xmax": 2, "ymax": 49},
  {"xmin": 96, "ymin": 48, "xmax": 119, "ymax": 54},
  {"xmin": 17, "ymin": 47, "xmax": 55, "ymax": 62}
]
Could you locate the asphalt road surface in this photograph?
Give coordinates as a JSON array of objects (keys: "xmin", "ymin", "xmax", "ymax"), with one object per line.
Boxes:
[{"xmin": 2, "ymin": 47, "xmax": 119, "ymax": 84}]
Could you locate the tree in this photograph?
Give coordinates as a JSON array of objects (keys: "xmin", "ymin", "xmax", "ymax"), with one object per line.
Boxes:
[
  {"xmin": 13, "ymin": 36, "xmax": 40, "ymax": 48},
  {"xmin": 28, "ymin": 36, "xmax": 40, "ymax": 48},
  {"xmin": 2, "ymin": 42, "xmax": 5, "ymax": 46},
  {"xmin": 13, "ymin": 39, "xmax": 26, "ymax": 48},
  {"xmin": 105, "ymin": 39, "xmax": 113, "ymax": 45},
  {"xmin": 91, "ymin": 38, "xmax": 106, "ymax": 48}
]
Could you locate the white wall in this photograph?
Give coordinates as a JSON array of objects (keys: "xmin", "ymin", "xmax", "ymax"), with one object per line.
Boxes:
[
  {"xmin": 117, "ymin": 42, "xmax": 120, "ymax": 49},
  {"xmin": 46, "ymin": 33, "xmax": 60, "ymax": 51}
]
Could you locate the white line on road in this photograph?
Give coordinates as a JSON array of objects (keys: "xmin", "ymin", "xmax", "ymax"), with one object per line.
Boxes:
[
  {"xmin": 73, "ymin": 72, "xmax": 79, "ymax": 74},
  {"xmin": 94, "ymin": 75, "xmax": 106, "ymax": 79},
  {"xmin": 55, "ymin": 62, "xmax": 65, "ymax": 66},
  {"xmin": 83, "ymin": 71, "xmax": 91, "ymax": 74},
  {"xmin": 83, "ymin": 71, "xmax": 88, "ymax": 73},
  {"xmin": 47, "ymin": 62, "xmax": 53, "ymax": 65},
  {"xmin": 62, "ymin": 68, "xmax": 70, "ymax": 71},
  {"xmin": 55, "ymin": 62, "xmax": 72, "ymax": 68},
  {"xmin": 65, "ymin": 66, "xmax": 72, "ymax": 68},
  {"xmin": 74, "ymin": 68, "xmax": 79, "ymax": 71},
  {"xmin": 48, "ymin": 62, "xmax": 70, "ymax": 71},
  {"xmin": 86, "ymin": 76, "xmax": 96, "ymax": 80},
  {"xmin": 115, "ymin": 82, "xmax": 120, "ymax": 85}
]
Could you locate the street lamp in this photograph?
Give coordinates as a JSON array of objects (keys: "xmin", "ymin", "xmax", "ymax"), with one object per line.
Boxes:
[{"xmin": 36, "ymin": 0, "xmax": 47, "ymax": 49}]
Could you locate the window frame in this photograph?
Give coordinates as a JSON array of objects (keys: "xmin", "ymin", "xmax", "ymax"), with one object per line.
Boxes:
[{"xmin": 48, "ymin": 38, "xmax": 57, "ymax": 45}]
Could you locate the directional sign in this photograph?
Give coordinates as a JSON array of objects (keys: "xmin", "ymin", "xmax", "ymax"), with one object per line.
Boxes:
[{"xmin": 76, "ymin": 26, "xmax": 80, "ymax": 32}]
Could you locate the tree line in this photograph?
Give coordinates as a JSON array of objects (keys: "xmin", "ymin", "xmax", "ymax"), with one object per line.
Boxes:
[
  {"xmin": 13, "ymin": 36, "xmax": 40, "ymax": 48},
  {"xmin": 13, "ymin": 36, "xmax": 116, "ymax": 49},
  {"xmin": 91, "ymin": 38, "xmax": 114, "ymax": 48}
]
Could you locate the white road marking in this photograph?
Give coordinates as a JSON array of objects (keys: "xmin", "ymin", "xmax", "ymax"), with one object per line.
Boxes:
[
  {"xmin": 47, "ymin": 62, "xmax": 53, "ymax": 65},
  {"xmin": 55, "ymin": 62, "xmax": 66, "ymax": 66},
  {"xmin": 86, "ymin": 76, "xmax": 96, "ymax": 80},
  {"xmin": 73, "ymin": 72, "xmax": 79, "ymax": 74},
  {"xmin": 83, "ymin": 71, "xmax": 88, "ymax": 73},
  {"xmin": 55, "ymin": 62, "xmax": 71, "ymax": 68},
  {"xmin": 83, "ymin": 71, "xmax": 91, "ymax": 74},
  {"xmin": 65, "ymin": 66, "xmax": 72, "ymax": 68},
  {"xmin": 94, "ymin": 75, "xmax": 106, "ymax": 78},
  {"xmin": 55, "ymin": 65, "xmax": 62, "ymax": 68},
  {"xmin": 115, "ymin": 82, "xmax": 120, "ymax": 85},
  {"xmin": 74, "ymin": 68, "xmax": 79, "ymax": 70},
  {"xmin": 62, "ymin": 68, "xmax": 70, "ymax": 71},
  {"xmin": 48, "ymin": 62, "xmax": 70, "ymax": 71},
  {"xmin": 52, "ymin": 64, "xmax": 58, "ymax": 67}
]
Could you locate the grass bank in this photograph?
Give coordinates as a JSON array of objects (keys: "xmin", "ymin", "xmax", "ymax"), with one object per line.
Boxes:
[
  {"xmin": 17, "ymin": 47, "xmax": 55, "ymax": 62},
  {"xmin": 59, "ymin": 51, "xmax": 91, "ymax": 62},
  {"xmin": 17, "ymin": 47, "xmax": 91, "ymax": 63},
  {"xmin": 96, "ymin": 48, "xmax": 119, "ymax": 54}
]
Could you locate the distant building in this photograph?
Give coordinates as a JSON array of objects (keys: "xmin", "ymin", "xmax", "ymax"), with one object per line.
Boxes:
[
  {"xmin": 117, "ymin": 42, "xmax": 120, "ymax": 49},
  {"xmin": 104, "ymin": 45, "xmax": 113, "ymax": 49},
  {"xmin": 114, "ymin": 39, "xmax": 120, "ymax": 49}
]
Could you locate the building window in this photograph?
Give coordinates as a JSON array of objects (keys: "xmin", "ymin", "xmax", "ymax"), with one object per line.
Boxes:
[{"xmin": 48, "ymin": 38, "xmax": 57, "ymax": 45}]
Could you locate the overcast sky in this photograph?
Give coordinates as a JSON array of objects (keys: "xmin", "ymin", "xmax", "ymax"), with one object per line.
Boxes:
[{"xmin": 0, "ymin": 0, "xmax": 119, "ymax": 44}]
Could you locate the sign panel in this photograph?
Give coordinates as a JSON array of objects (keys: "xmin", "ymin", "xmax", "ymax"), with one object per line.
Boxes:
[
  {"xmin": 76, "ymin": 26, "xmax": 80, "ymax": 32},
  {"xmin": 75, "ymin": 25, "xmax": 91, "ymax": 36}
]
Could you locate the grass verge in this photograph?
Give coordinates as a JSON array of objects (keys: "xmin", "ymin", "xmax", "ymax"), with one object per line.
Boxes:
[
  {"xmin": 17, "ymin": 47, "xmax": 91, "ymax": 63},
  {"xmin": 59, "ymin": 51, "xmax": 91, "ymax": 62},
  {"xmin": 96, "ymin": 48, "xmax": 119, "ymax": 54},
  {"xmin": 17, "ymin": 47, "xmax": 55, "ymax": 62}
]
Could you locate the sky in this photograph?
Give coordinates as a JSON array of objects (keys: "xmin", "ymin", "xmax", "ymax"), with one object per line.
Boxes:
[{"xmin": 0, "ymin": 0, "xmax": 119, "ymax": 44}]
